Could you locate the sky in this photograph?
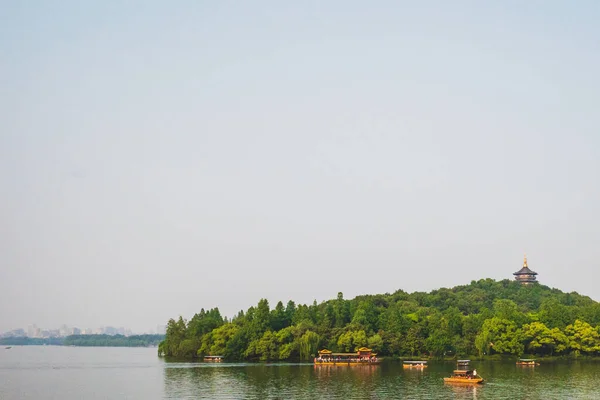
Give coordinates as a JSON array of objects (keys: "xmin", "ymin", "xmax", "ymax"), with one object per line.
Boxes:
[{"xmin": 1, "ymin": 1, "xmax": 600, "ymax": 334}]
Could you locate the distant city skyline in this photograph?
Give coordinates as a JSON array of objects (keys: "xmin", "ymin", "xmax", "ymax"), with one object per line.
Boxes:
[{"xmin": 0, "ymin": 324, "xmax": 166, "ymax": 338}]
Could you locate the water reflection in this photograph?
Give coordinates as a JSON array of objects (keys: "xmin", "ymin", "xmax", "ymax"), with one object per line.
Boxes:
[
  {"xmin": 446, "ymin": 384, "xmax": 480, "ymax": 399},
  {"xmin": 161, "ymin": 360, "xmax": 600, "ymax": 399}
]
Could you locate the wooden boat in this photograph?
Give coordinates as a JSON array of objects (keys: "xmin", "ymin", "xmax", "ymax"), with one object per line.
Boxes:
[
  {"xmin": 203, "ymin": 355, "xmax": 224, "ymax": 363},
  {"xmin": 444, "ymin": 360, "xmax": 484, "ymax": 384},
  {"xmin": 444, "ymin": 369, "xmax": 484, "ymax": 384},
  {"xmin": 314, "ymin": 347, "xmax": 381, "ymax": 366},
  {"xmin": 403, "ymin": 360, "xmax": 427, "ymax": 368},
  {"xmin": 516, "ymin": 358, "xmax": 539, "ymax": 366}
]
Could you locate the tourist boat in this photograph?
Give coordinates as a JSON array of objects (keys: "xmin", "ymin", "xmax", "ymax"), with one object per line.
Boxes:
[
  {"xmin": 403, "ymin": 360, "xmax": 427, "ymax": 368},
  {"xmin": 314, "ymin": 347, "xmax": 381, "ymax": 366},
  {"xmin": 444, "ymin": 368, "xmax": 484, "ymax": 384},
  {"xmin": 203, "ymin": 355, "xmax": 224, "ymax": 363},
  {"xmin": 516, "ymin": 358, "xmax": 539, "ymax": 366},
  {"xmin": 444, "ymin": 360, "xmax": 484, "ymax": 384}
]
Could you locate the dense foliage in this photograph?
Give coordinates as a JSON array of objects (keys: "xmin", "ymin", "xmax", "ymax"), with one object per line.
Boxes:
[
  {"xmin": 63, "ymin": 334, "xmax": 164, "ymax": 347},
  {"xmin": 158, "ymin": 279, "xmax": 600, "ymax": 360}
]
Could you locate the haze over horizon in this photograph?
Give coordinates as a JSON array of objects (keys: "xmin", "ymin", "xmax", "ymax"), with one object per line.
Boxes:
[{"xmin": 2, "ymin": 1, "xmax": 600, "ymax": 334}]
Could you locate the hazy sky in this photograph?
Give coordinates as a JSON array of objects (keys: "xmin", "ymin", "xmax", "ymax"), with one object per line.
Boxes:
[{"xmin": 2, "ymin": 1, "xmax": 599, "ymax": 333}]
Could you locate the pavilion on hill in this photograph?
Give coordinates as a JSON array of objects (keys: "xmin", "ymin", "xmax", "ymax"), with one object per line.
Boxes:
[{"xmin": 513, "ymin": 255, "xmax": 538, "ymax": 285}]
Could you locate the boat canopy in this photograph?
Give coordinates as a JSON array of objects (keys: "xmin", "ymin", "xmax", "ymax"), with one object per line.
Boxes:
[
  {"xmin": 403, "ymin": 361, "xmax": 427, "ymax": 364},
  {"xmin": 518, "ymin": 359, "xmax": 536, "ymax": 361},
  {"xmin": 318, "ymin": 348, "xmax": 376, "ymax": 357},
  {"xmin": 457, "ymin": 359, "xmax": 471, "ymax": 363}
]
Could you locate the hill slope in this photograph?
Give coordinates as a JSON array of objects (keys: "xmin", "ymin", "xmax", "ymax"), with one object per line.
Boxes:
[{"xmin": 159, "ymin": 279, "xmax": 600, "ymax": 360}]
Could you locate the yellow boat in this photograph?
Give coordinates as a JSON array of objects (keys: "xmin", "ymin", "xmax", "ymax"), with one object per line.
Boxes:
[
  {"xmin": 314, "ymin": 347, "xmax": 381, "ymax": 366},
  {"xmin": 444, "ymin": 369, "xmax": 484, "ymax": 384},
  {"xmin": 444, "ymin": 361, "xmax": 484, "ymax": 384},
  {"xmin": 516, "ymin": 358, "xmax": 539, "ymax": 366},
  {"xmin": 403, "ymin": 360, "xmax": 427, "ymax": 368}
]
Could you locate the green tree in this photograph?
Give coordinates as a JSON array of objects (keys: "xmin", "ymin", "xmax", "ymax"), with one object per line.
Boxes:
[
  {"xmin": 334, "ymin": 292, "xmax": 351, "ymax": 328},
  {"xmin": 539, "ymin": 299, "xmax": 576, "ymax": 329},
  {"xmin": 565, "ymin": 320, "xmax": 600, "ymax": 355},
  {"xmin": 367, "ymin": 333, "xmax": 384, "ymax": 353},
  {"xmin": 476, "ymin": 317, "xmax": 523, "ymax": 356},
  {"xmin": 404, "ymin": 325, "xmax": 425, "ymax": 356},
  {"xmin": 270, "ymin": 301, "xmax": 287, "ymax": 331},
  {"xmin": 521, "ymin": 322, "xmax": 568, "ymax": 355},
  {"xmin": 299, "ymin": 330, "xmax": 320, "ymax": 361}
]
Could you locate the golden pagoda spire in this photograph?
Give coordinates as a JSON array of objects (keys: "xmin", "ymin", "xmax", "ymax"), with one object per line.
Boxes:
[{"xmin": 523, "ymin": 254, "xmax": 528, "ymax": 267}]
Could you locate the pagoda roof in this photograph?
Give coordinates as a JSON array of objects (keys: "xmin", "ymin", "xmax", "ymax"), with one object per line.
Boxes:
[
  {"xmin": 513, "ymin": 266, "xmax": 537, "ymax": 276},
  {"xmin": 514, "ymin": 255, "xmax": 537, "ymax": 275}
]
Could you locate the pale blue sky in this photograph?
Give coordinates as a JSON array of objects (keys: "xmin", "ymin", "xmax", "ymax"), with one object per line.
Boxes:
[{"xmin": 1, "ymin": 1, "xmax": 599, "ymax": 333}]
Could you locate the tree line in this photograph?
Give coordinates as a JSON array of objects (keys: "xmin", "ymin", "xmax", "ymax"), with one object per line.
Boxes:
[
  {"xmin": 0, "ymin": 334, "xmax": 164, "ymax": 347},
  {"xmin": 158, "ymin": 279, "xmax": 600, "ymax": 361},
  {"xmin": 64, "ymin": 334, "xmax": 164, "ymax": 347},
  {"xmin": 0, "ymin": 337, "xmax": 64, "ymax": 346}
]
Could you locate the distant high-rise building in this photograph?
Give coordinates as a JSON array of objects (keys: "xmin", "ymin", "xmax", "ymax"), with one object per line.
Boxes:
[
  {"xmin": 513, "ymin": 255, "xmax": 538, "ymax": 285},
  {"xmin": 1, "ymin": 329, "xmax": 26, "ymax": 338},
  {"xmin": 104, "ymin": 326, "xmax": 117, "ymax": 336},
  {"xmin": 71, "ymin": 327, "xmax": 81, "ymax": 335},
  {"xmin": 59, "ymin": 325, "xmax": 70, "ymax": 337},
  {"xmin": 28, "ymin": 324, "xmax": 38, "ymax": 338}
]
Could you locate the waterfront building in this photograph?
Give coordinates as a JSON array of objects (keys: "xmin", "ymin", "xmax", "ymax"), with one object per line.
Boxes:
[{"xmin": 513, "ymin": 255, "xmax": 538, "ymax": 285}]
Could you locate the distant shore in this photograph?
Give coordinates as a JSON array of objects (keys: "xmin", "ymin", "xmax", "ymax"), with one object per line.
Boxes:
[{"xmin": 1, "ymin": 334, "xmax": 164, "ymax": 347}]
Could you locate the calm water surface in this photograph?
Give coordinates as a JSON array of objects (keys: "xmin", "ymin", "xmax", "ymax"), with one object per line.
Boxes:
[{"xmin": 1, "ymin": 346, "xmax": 600, "ymax": 399}]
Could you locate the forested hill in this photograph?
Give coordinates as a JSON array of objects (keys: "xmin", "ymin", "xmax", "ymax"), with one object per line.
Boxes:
[{"xmin": 158, "ymin": 279, "xmax": 600, "ymax": 361}]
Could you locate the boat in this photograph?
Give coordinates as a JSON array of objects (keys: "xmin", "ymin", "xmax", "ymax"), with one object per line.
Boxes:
[
  {"xmin": 403, "ymin": 360, "xmax": 427, "ymax": 368},
  {"xmin": 444, "ymin": 369, "xmax": 484, "ymax": 384},
  {"xmin": 516, "ymin": 358, "xmax": 539, "ymax": 366},
  {"xmin": 444, "ymin": 360, "xmax": 484, "ymax": 384},
  {"xmin": 203, "ymin": 355, "xmax": 224, "ymax": 363},
  {"xmin": 314, "ymin": 347, "xmax": 381, "ymax": 366},
  {"xmin": 5, "ymin": 346, "xmax": 12, "ymax": 349}
]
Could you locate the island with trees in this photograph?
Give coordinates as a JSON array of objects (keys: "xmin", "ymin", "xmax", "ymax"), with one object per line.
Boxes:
[{"xmin": 158, "ymin": 279, "xmax": 600, "ymax": 361}]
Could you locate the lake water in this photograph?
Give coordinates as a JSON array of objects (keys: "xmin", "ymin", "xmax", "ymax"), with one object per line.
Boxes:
[{"xmin": 1, "ymin": 346, "xmax": 600, "ymax": 399}]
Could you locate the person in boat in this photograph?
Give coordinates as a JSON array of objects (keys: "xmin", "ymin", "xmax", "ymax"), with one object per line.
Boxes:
[{"xmin": 473, "ymin": 369, "xmax": 477, "ymax": 376}]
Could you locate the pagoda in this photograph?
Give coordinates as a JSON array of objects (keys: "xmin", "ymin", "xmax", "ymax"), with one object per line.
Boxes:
[{"xmin": 513, "ymin": 255, "xmax": 538, "ymax": 285}]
